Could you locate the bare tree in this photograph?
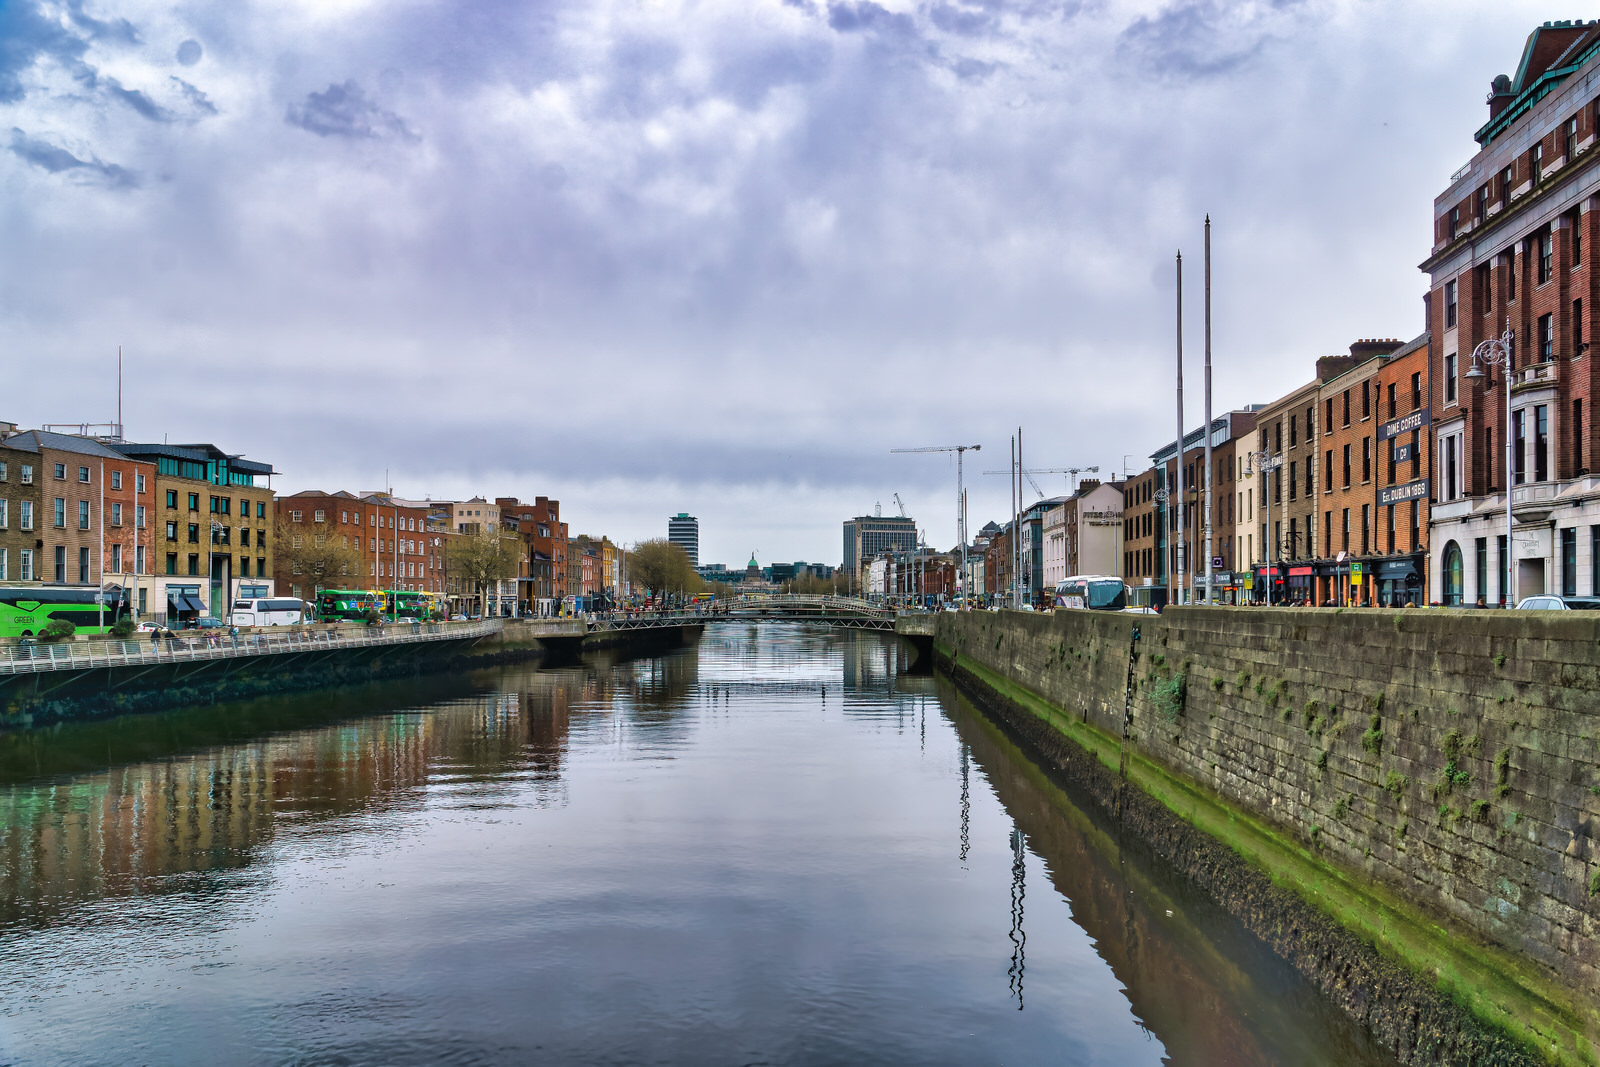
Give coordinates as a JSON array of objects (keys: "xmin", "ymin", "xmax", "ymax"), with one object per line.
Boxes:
[
  {"xmin": 629, "ymin": 539, "xmax": 701, "ymax": 600},
  {"xmin": 443, "ymin": 527, "xmax": 522, "ymax": 615},
  {"xmin": 275, "ymin": 518, "xmax": 367, "ymax": 597}
]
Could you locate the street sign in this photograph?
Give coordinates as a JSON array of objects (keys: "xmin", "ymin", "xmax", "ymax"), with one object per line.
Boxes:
[
  {"xmin": 1211, "ymin": 556, "xmax": 1224, "ymax": 568},
  {"xmin": 1243, "ymin": 574, "xmax": 1254, "ymax": 590},
  {"xmin": 1350, "ymin": 562, "xmax": 1364, "ymax": 581}
]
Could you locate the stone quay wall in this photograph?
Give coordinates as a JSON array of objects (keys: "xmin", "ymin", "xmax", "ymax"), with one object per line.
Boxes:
[{"xmin": 935, "ymin": 606, "xmax": 1600, "ymax": 1063}]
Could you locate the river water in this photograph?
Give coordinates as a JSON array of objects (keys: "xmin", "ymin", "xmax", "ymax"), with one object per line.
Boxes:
[{"xmin": 0, "ymin": 624, "xmax": 1396, "ymax": 1066}]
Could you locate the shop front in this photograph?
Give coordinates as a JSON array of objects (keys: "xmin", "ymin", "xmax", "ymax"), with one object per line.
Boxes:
[
  {"xmin": 1286, "ymin": 565, "xmax": 1315, "ymax": 605},
  {"xmin": 1374, "ymin": 554, "xmax": 1426, "ymax": 607},
  {"xmin": 1250, "ymin": 564, "xmax": 1285, "ymax": 604}
]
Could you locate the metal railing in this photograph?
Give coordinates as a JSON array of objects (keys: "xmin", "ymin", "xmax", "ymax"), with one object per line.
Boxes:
[{"xmin": 0, "ymin": 619, "xmax": 503, "ymax": 676}]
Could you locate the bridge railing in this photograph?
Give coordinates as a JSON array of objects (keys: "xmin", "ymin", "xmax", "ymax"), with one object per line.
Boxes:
[{"xmin": 0, "ymin": 619, "xmax": 504, "ymax": 676}]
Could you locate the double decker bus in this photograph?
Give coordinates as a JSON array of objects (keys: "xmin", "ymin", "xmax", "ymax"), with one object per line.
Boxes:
[
  {"xmin": 383, "ymin": 590, "xmax": 441, "ymax": 620},
  {"xmin": 1053, "ymin": 575, "xmax": 1130, "ymax": 611},
  {"xmin": 0, "ymin": 586, "xmax": 131, "ymax": 638},
  {"xmin": 314, "ymin": 589, "xmax": 383, "ymax": 623}
]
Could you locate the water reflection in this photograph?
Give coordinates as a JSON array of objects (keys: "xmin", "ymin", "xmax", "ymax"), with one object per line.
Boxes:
[{"xmin": 0, "ymin": 625, "xmax": 1395, "ymax": 1067}]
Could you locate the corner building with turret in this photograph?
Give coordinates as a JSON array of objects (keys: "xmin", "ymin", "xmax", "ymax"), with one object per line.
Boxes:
[{"xmin": 1423, "ymin": 20, "xmax": 1600, "ymax": 605}]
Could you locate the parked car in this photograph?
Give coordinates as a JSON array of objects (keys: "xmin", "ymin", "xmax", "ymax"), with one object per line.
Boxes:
[
  {"xmin": 184, "ymin": 616, "xmax": 224, "ymax": 630},
  {"xmin": 135, "ymin": 621, "xmax": 160, "ymax": 632},
  {"xmin": 450, "ymin": 613, "xmax": 467, "ymax": 621},
  {"xmin": 1513, "ymin": 595, "xmax": 1600, "ymax": 610}
]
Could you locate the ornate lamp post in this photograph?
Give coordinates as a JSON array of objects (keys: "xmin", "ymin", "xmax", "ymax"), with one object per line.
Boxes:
[{"xmin": 1464, "ymin": 321, "xmax": 1516, "ymax": 608}]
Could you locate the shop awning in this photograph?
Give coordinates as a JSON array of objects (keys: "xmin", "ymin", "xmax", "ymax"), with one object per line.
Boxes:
[
  {"xmin": 1289, "ymin": 567, "xmax": 1314, "ymax": 577},
  {"xmin": 168, "ymin": 594, "xmax": 206, "ymax": 613}
]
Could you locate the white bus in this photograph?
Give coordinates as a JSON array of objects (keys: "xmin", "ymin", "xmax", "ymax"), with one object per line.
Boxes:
[
  {"xmin": 1053, "ymin": 575, "xmax": 1130, "ymax": 611},
  {"xmin": 229, "ymin": 597, "xmax": 309, "ymax": 627}
]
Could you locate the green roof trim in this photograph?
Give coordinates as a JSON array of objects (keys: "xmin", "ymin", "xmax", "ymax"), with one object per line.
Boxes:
[{"xmin": 1475, "ymin": 27, "xmax": 1600, "ymax": 147}]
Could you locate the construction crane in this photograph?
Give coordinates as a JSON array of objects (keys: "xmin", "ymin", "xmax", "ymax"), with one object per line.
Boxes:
[
  {"xmin": 986, "ymin": 465, "xmax": 1101, "ymax": 497},
  {"xmin": 891, "ymin": 444, "xmax": 981, "ymax": 603},
  {"xmin": 891, "ymin": 493, "xmax": 906, "ymax": 517}
]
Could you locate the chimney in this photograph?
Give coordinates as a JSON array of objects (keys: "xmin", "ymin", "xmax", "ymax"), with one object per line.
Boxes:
[
  {"xmin": 1349, "ymin": 337, "xmax": 1404, "ymax": 362},
  {"xmin": 1487, "ymin": 73, "xmax": 1515, "ymax": 121}
]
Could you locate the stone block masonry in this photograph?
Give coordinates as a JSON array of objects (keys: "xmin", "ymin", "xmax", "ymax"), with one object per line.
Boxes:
[{"xmin": 935, "ymin": 606, "xmax": 1600, "ymax": 1066}]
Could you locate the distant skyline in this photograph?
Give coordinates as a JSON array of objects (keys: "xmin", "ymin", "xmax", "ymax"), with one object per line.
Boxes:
[{"xmin": 0, "ymin": 0, "xmax": 1553, "ymax": 565}]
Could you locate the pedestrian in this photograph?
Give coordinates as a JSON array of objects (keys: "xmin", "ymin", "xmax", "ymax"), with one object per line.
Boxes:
[{"xmin": 149, "ymin": 627, "xmax": 160, "ymax": 652}]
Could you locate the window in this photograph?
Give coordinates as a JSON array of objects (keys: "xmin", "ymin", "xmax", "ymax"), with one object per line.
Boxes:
[
  {"xmin": 1341, "ymin": 509, "xmax": 1350, "ymax": 552},
  {"xmin": 19, "ymin": 464, "xmax": 31, "ymax": 485},
  {"xmin": 1499, "ymin": 164, "xmax": 1513, "ymax": 206},
  {"xmin": 220, "ymin": 497, "xmax": 231, "ymax": 516},
  {"xmin": 1539, "ymin": 313, "xmax": 1554, "ymax": 360},
  {"xmin": 257, "ymin": 557, "xmax": 266, "ymax": 577},
  {"xmin": 1445, "ymin": 352, "xmax": 1457, "ymax": 402},
  {"xmin": 1485, "ymin": 426, "xmax": 1495, "ymax": 488},
  {"xmin": 1411, "ymin": 372, "xmax": 1422, "ymax": 410},
  {"xmin": 1448, "ymin": 206, "xmax": 1460, "ymax": 240},
  {"xmin": 314, "ymin": 509, "xmax": 326, "ymax": 523},
  {"xmin": 240, "ymin": 556, "xmax": 250, "ymax": 577},
  {"xmin": 111, "ymin": 543, "xmax": 122, "ymax": 573},
  {"xmin": 166, "ymin": 552, "xmax": 177, "ymax": 576},
  {"xmin": 1476, "ymin": 183, "xmax": 1489, "ymax": 220},
  {"xmin": 1577, "ymin": 299, "xmax": 1586, "ymax": 352},
  {"xmin": 209, "ymin": 495, "xmax": 218, "ymax": 513},
  {"xmin": 1324, "ymin": 511, "xmax": 1332, "ymax": 552},
  {"xmin": 1362, "ymin": 437, "xmax": 1371, "ymax": 482},
  {"xmin": 1289, "ymin": 415, "xmax": 1297, "ymax": 447},
  {"xmin": 1507, "ymin": 248, "xmax": 1517, "ymax": 300},
  {"xmin": 188, "ymin": 493, "xmax": 199, "ymax": 511},
  {"xmin": 0, "ymin": 500, "xmax": 5, "ymax": 528},
  {"xmin": 136, "ymin": 473, "xmax": 145, "ymax": 494},
  {"xmin": 1575, "ymin": 399, "xmax": 1585, "ymax": 472},
  {"xmin": 1361, "ymin": 504, "xmax": 1370, "ymax": 554},
  {"xmin": 1574, "ymin": 211, "xmax": 1584, "ymax": 267},
  {"xmin": 53, "ymin": 497, "xmax": 65, "ymax": 527},
  {"xmin": 136, "ymin": 505, "xmax": 145, "ymax": 529},
  {"xmin": 1566, "ymin": 115, "xmax": 1579, "ymax": 161},
  {"xmin": 1514, "ymin": 410, "xmax": 1526, "ymax": 484},
  {"xmin": 1325, "ymin": 398, "xmax": 1334, "ymax": 431},
  {"xmin": 1288, "ymin": 461, "xmax": 1297, "ymax": 501},
  {"xmin": 1342, "ymin": 390, "xmax": 1350, "ymax": 426},
  {"xmin": 1445, "ymin": 279, "xmax": 1457, "ymax": 326},
  {"xmin": 1304, "ymin": 457, "xmax": 1312, "ymax": 497},
  {"xmin": 1531, "ymin": 141, "xmax": 1544, "ymax": 186},
  {"xmin": 1274, "ymin": 422, "xmax": 1282, "ymax": 453},
  {"xmin": 1562, "ymin": 527, "xmax": 1578, "ymax": 597},
  {"xmin": 54, "ymin": 546, "xmax": 65, "ymax": 583},
  {"xmin": 1361, "ymin": 381, "xmax": 1371, "ymax": 419},
  {"xmin": 1442, "ymin": 541, "xmax": 1463, "ymax": 606},
  {"xmin": 1342, "ymin": 444, "xmax": 1351, "ymax": 488},
  {"xmin": 1535, "ymin": 404, "xmax": 1549, "ymax": 481},
  {"xmin": 136, "ymin": 545, "xmax": 145, "ymax": 575},
  {"xmin": 0, "ymin": 548, "xmax": 5, "ymax": 580},
  {"xmin": 341, "ymin": 510, "xmax": 349, "ymax": 524},
  {"xmin": 53, "ymin": 463, "xmax": 64, "ymax": 479},
  {"xmin": 1323, "ymin": 450, "xmax": 1333, "ymax": 491},
  {"xmin": 111, "ymin": 502, "xmax": 122, "ymax": 526},
  {"xmin": 0, "ymin": 462, "xmax": 5, "ymax": 482},
  {"xmin": 77, "ymin": 500, "xmax": 89, "ymax": 530},
  {"xmin": 188, "ymin": 522, "xmax": 199, "ymax": 543},
  {"xmin": 77, "ymin": 466, "xmax": 89, "ymax": 483},
  {"xmin": 19, "ymin": 501, "xmax": 32, "ymax": 530},
  {"xmin": 166, "ymin": 520, "xmax": 178, "ymax": 541},
  {"xmin": 166, "ymin": 489, "xmax": 177, "ymax": 508},
  {"xmin": 20, "ymin": 549, "xmax": 32, "ymax": 582},
  {"xmin": 1387, "ymin": 505, "xmax": 1396, "ymax": 553},
  {"xmin": 1443, "ymin": 433, "xmax": 1459, "ymax": 499},
  {"xmin": 188, "ymin": 554, "xmax": 200, "ymax": 576},
  {"xmin": 111, "ymin": 470, "xmax": 122, "ymax": 490}
]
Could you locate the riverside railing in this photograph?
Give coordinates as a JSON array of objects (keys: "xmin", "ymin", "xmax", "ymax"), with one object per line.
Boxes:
[{"xmin": 0, "ymin": 619, "xmax": 504, "ymax": 676}]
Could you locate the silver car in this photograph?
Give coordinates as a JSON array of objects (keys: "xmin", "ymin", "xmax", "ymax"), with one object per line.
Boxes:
[{"xmin": 1513, "ymin": 595, "xmax": 1600, "ymax": 610}]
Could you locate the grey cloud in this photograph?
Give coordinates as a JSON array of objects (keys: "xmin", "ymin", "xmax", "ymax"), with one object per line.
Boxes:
[
  {"xmin": 171, "ymin": 77, "xmax": 217, "ymax": 116},
  {"xmin": 176, "ymin": 39, "xmax": 202, "ymax": 66},
  {"xmin": 108, "ymin": 79, "xmax": 171, "ymax": 121},
  {"xmin": 928, "ymin": 2, "xmax": 999, "ymax": 37},
  {"xmin": 63, "ymin": 0, "xmax": 139, "ymax": 45},
  {"xmin": 286, "ymin": 80, "xmax": 417, "ymax": 141},
  {"xmin": 7, "ymin": 127, "xmax": 137, "ymax": 187},
  {"xmin": 0, "ymin": 0, "xmax": 90, "ymax": 103},
  {"xmin": 1118, "ymin": 0, "xmax": 1311, "ymax": 78},
  {"xmin": 827, "ymin": 2, "xmax": 916, "ymax": 37}
]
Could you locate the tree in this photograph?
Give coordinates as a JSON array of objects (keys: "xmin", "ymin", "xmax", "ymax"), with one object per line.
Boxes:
[
  {"xmin": 629, "ymin": 539, "xmax": 701, "ymax": 599},
  {"xmin": 275, "ymin": 518, "xmax": 368, "ymax": 596},
  {"xmin": 443, "ymin": 527, "xmax": 523, "ymax": 615}
]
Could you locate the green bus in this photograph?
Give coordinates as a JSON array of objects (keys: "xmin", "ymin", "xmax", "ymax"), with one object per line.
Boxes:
[
  {"xmin": 383, "ymin": 590, "xmax": 441, "ymax": 620},
  {"xmin": 314, "ymin": 589, "xmax": 383, "ymax": 623},
  {"xmin": 0, "ymin": 586, "xmax": 131, "ymax": 638}
]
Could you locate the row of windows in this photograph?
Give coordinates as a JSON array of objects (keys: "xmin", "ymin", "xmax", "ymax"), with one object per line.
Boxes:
[
  {"xmin": 162, "ymin": 553, "xmax": 269, "ymax": 577},
  {"xmin": 1255, "ymin": 502, "xmax": 1423, "ymax": 561},
  {"xmin": 163, "ymin": 522, "xmax": 269, "ymax": 547},
  {"xmin": 1444, "ymin": 101, "xmax": 1598, "ymax": 244},
  {"xmin": 289, "ymin": 508, "xmax": 425, "ymax": 532},
  {"xmin": 164, "ymin": 491, "xmax": 266, "ymax": 518}
]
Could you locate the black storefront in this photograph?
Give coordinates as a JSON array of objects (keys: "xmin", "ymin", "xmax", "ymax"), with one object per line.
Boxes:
[{"xmin": 1374, "ymin": 554, "xmax": 1426, "ymax": 607}]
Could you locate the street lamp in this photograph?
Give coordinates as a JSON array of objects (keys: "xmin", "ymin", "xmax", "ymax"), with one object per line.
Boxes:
[
  {"xmin": 1249, "ymin": 449, "xmax": 1284, "ymax": 606},
  {"xmin": 1464, "ymin": 320, "xmax": 1516, "ymax": 608}
]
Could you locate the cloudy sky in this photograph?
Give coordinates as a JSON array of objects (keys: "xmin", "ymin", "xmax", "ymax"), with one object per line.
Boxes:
[{"xmin": 0, "ymin": 0, "xmax": 1551, "ymax": 565}]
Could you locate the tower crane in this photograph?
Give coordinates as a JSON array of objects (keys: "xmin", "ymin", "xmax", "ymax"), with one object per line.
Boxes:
[
  {"xmin": 892, "ymin": 493, "xmax": 906, "ymax": 517},
  {"xmin": 891, "ymin": 444, "xmax": 981, "ymax": 602}
]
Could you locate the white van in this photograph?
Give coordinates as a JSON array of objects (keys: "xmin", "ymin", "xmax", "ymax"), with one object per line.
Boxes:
[{"xmin": 230, "ymin": 597, "xmax": 307, "ymax": 627}]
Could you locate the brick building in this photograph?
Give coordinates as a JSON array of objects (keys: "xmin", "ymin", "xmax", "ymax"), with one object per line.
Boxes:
[
  {"xmin": 1122, "ymin": 466, "xmax": 1166, "ymax": 606},
  {"xmin": 497, "ymin": 497, "xmax": 567, "ymax": 613},
  {"xmin": 1315, "ymin": 335, "xmax": 1432, "ymax": 605},
  {"xmin": 0, "ymin": 430, "xmax": 42, "ymax": 586},
  {"xmin": 1421, "ymin": 21, "xmax": 1600, "ymax": 605},
  {"xmin": 273, "ymin": 491, "xmax": 448, "ymax": 602},
  {"xmin": 1143, "ymin": 409, "xmax": 1259, "ymax": 604}
]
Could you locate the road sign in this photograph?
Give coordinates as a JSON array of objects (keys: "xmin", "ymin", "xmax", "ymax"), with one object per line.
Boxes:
[
  {"xmin": 1211, "ymin": 556, "xmax": 1224, "ymax": 568},
  {"xmin": 1243, "ymin": 574, "xmax": 1254, "ymax": 590},
  {"xmin": 1350, "ymin": 562, "xmax": 1364, "ymax": 581}
]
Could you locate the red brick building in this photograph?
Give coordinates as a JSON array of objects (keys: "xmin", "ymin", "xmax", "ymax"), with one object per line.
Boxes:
[
  {"xmin": 1422, "ymin": 22, "xmax": 1600, "ymax": 604},
  {"xmin": 275, "ymin": 491, "xmax": 448, "ymax": 599},
  {"xmin": 497, "ymin": 496, "xmax": 567, "ymax": 611}
]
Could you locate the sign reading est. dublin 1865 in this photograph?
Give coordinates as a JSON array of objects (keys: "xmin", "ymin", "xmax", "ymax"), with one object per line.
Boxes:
[
  {"xmin": 1378, "ymin": 407, "xmax": 1431, "ymax": 442},
  {"xmin": 1379, "ymin": 478, "xmax": 1429, "ymax": 506}
]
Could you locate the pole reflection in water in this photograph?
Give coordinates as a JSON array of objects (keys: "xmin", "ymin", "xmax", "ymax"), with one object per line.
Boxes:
[
  {"xmin": 0, "ymin": 624, "xmax": 1397, "ymax": 1067},
  {"xmin": 1007, "ymin": 827, "xmax": 1027, "ymax": 1011}
]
